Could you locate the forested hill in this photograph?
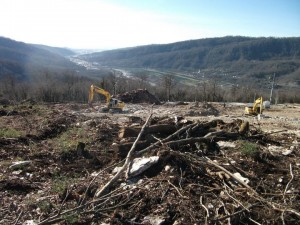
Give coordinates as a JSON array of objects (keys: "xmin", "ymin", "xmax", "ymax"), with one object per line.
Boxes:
[
  {"xmin": 32, "ymin": 44, "xmax": 76, "ymax": 57},
  {"xmin": 80, "ymin": 36, "xmax": 300, "ymax": 82},
  {"xmin": 0, "ymin": 37, "xmax": 78, "ymax": 80}
]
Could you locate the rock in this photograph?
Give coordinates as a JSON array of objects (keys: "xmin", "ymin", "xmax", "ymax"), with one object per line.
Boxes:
[
  {"xmin": 217, "ymin": 141, "xmax": 236, "ymax": 148},
  {"xmin": 9, "ymin": 161, "xmax": 32, "ymax": 170},
  {"xmin": 142, "ymin": 215, "xmax": 165, "ymax": 225},
  {"xmin": 257, "ymin": 114, "xmax": 271, "ymax": 120},
  {"xmin": 112, "ymin": 166, "xmax": 123, "ymax": 174},
  {"xmin": 23, "ymin": 220, "xmax": 38, "ymax": 225},
  {"xmin": 282, "ymin": 149, "xmax": 293, "ymax": 156},
  {"xmin": 233, "ymin": 172, "xmax": 250, "ymax": 184},
  {"xmin": 128, "ymin": 156, "xmax": 159, "ymax": 177}
]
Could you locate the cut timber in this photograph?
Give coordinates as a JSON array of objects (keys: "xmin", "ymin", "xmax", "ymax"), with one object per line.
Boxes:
[
  {"xmin": 119, "ymin": 124, "xmax": 177, "ymax": 139},
  {"xmin": 115, "ymin": 140, "xmax": 150, "ymax": 158}
]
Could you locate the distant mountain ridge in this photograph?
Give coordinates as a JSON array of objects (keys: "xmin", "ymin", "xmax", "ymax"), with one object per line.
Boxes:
[
  {"xmin": 32, "ymin": 44, "xmax": 76, "ymax": 57},
  {"xmin": 0, "ymin": 37, "xmax": 79, "ymax": 80},
  {"xmin": 79, "ymin": 36, "xmax": 300, "ymax": 86},
  {"xmin": 1, "ymin": 36, "xmax": 300, "ymax": 88}
]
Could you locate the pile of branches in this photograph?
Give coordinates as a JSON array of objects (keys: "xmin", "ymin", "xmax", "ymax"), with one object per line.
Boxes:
[{"xmin": 30, "ymin": 112, "xmax": 299, "ymax": 225}]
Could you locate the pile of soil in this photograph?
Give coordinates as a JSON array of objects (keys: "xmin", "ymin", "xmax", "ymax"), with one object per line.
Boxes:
[{"xmin": 117, "ymin": 89, "xmax": 161, "ymax": 105}]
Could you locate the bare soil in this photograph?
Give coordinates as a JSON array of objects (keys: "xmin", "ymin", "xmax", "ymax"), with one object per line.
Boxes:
[{"xmin": 0, "ymin": 102, "xmax": 299, "ymax": 224}]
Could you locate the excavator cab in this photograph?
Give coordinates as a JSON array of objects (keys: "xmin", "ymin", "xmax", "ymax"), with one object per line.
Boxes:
[
  {"xmin": 107, "ymin": 98, "xmax": 125, "ymax": 113},
  {"xmin": 244, "ymin": 97, "xmax": 263, "ymax": 116}
]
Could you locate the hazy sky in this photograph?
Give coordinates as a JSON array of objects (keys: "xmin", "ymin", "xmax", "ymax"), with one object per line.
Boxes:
[{"xmin": 1, "ymin": 0, "xmax": 299, "ymax": 49}]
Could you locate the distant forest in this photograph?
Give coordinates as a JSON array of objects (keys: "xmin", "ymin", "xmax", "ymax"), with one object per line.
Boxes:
[
  {"xmin": 81, "ymin": 36, "xmax": 300, "ymax": 71},
  {"xmin": 0, "ymin": 36, "xmax": 300, "ymax": 104}
]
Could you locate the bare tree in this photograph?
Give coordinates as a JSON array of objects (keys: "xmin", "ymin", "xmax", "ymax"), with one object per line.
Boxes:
[
  {"xmin": 136, "ymin": 72, "xmax": 149, "ymax": 89},
  {"xmin": 0, "ymin": 74, "xmax": 17, "ymax": 100},
  {"xmin": 163, "ymin": 74, "xmax": 176, "ymax": 101},
  {"xmin": 108, "ymin": 71, "xmax": 118, "ymax": 95},
  {"xmin": 199, "ymin": 80, "xmax": 208, "ymax": 102}
]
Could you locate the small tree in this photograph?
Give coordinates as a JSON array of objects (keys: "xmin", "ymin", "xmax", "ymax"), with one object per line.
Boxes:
[
  {"xmin": 200, "ymin": 81, "xmax": 208, "ymax": 102},
  {"xmin": 136, "ymin": 72, "xmax": 149, "ymax": 89},
  {"xmin": 163, "ymin": 74, "xmax": 176, "ymax": 101}
]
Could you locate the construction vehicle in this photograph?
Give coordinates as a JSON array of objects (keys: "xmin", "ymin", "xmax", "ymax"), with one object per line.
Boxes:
[
  {"xmin": 88, "ymin": 84, "xmax": 125, "ymax": 112},
  {"xmin": 244, "ymin": 97, "xmax": 263, "ymax": 116}
]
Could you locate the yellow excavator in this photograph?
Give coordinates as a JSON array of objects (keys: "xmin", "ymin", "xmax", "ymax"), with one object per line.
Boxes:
[
  {"xmin": 244, "ymin": 97, "xmax": 263, "ymax": 116},
  {"xmin": 88, "ymin": 84, "xmax": 125, "ymax": 112}
]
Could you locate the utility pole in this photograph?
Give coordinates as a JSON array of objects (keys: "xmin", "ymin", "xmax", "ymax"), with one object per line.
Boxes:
[{"xmin": 269, "ymin": 73, "xmax": 276, "ymax": 104}]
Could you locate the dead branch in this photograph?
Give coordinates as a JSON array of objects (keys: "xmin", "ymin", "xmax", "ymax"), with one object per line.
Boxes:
[
  {"xmin": 95, "ymin": 112, "xmax": 153, "ymax": 197},
  {"xmin": 283, "ymin": 163, "xmax": 294, "ymax": 203},
  {"xmin": 167, "ymin": 180, "xmax": 188, "ymax": 199},
  {"xmin": 57, "ymin": 185, "xmax": 73, "ymax": 216},
  {"xmin": 38, "ymin": 180, "xmax": 151, "ymax": 225},
  {"xmin": 249, "ymin": 218, "xmax": 262, "ymax": 225},
  {"xmin": 136, "ymin": 122, "xmax": 196, "ymax": 156},
  {"xmin": 200, "ymin": 196, "xmax": 209, "ymax": 225},
  {"xmin": 13, "ymin": 210, "xmax": 23, "ymax": 225},
  {"xmin": 205, "ymin": 157, "xmax": 258, "ymax": 193},
  {"xmin": 80, "ymin": 159, "xmax": 125, "ymax": 205}
]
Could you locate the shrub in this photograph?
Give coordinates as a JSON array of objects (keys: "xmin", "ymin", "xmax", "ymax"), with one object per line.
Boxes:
[
  {"xmin": 0, "ymin": 127, "xmax": 23, "ymax": 138},
  {"xmin": 239, "ymin": 141, "xmax": 259, "ymax": 158}
]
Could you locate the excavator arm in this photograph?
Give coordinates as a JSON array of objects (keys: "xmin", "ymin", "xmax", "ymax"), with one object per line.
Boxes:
[
  {"xmin": 252, "ymin": 97, "xmax": 263, "ymax": 114},
  {"xmin": 245, "ymin": 97, "xmax": 263, "ymax": 115},
  {"xmin": 88, "ymin": 84, "xmax": 111, "ymax": 106}
]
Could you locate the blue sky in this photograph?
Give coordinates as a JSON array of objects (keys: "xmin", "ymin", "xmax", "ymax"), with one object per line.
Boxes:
[{"xmin": 0, "ymin": 0, "xmax": 299, "ymax": 49}]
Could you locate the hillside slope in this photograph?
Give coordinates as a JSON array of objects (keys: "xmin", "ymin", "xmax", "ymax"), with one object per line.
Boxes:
[
  {"xmin": 0, "ymin": 37, "xmax": 80, "ymax": 80},
  {"xmin": 32, "ymin": 44, "xmax": 76, "ymax": 57},
  {"xmin": 79, "ymin": 36, "xmax": 300, "ymax": 85}
]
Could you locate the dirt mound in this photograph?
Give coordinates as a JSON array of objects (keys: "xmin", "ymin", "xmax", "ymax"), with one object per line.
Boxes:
[
  {"xmin": 187, "ymin": 102, "xmax": 220, "ymax": 116},
  {"xmin": 117, "ymin": 89, "xmax": 161, "ymax": 104}
]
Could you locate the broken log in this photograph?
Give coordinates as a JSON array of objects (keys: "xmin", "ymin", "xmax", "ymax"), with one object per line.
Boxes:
[
  {"xmin": 114, "ymin": 140, "xmax": 150, "ymax": 158},
  {"xmin": 119, "ymin": 124, "xmax": 177, "ymax": 139},
  {"xmin": 136, "ymin": 122, "xmax": 197, "ymax": 156}
]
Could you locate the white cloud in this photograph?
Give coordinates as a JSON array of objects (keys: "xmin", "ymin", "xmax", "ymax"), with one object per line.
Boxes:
[
  {"xmin": 1, "ymin": 0, "xmax": 299, "ymax": 48},
  {"xmin": 1, "ymin": 0, "xmax": 210, "ymax": 48}
]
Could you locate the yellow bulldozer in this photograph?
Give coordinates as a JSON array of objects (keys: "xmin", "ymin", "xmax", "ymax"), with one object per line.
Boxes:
[
  {"xmin": 244, "ymin": 97, "xmax": 263, "ymax": 116},
  {"xmin": 88, "ymin": 84, "xmax": 125, "ymax": 112}
]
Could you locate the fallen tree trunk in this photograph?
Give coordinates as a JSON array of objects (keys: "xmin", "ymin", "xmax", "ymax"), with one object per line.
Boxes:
[
  {"xmin": 165, "ymin": 132, "xmax": 239, "ymax": 149},
  {"xmin": 114, "ymin": 140, "xmax": 150, "ymax": 158},
  {"xmin": 119, "ymin": 124, "xmax": 177, "ymax": 138},
  {"xmin": 135, "ymin": 122, "xmax": 197, "ymax": 156}
]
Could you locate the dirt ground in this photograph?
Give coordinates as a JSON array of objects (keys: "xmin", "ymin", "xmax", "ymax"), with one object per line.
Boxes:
[{"xmin": 0, "ymin": 101, "xmax": 299, "ymax": 225}]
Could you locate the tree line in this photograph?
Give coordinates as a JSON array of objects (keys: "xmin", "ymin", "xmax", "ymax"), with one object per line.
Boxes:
[{"xmin": 0, "ymin": 69, "xmax": 299, "ymax": 104}]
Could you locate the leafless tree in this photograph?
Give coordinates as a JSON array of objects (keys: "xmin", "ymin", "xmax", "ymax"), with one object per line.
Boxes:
[
  {"xmin": 199, "ymin": 80, "xmax": 208, "ymax": 102},
  {"xmin": 163, "ymin": 74, "xmax": 177, "ymax": 101},
  {"xmin": 136, "ymin": 72, "xmax": 149, "ymax": 89}
]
